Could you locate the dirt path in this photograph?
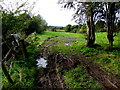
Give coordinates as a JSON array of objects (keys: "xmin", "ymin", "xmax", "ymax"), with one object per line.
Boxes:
[
  {"xmin": 75, "ymin": 55, "xmax": 120, "ymax": 89},
  {"xmin": 37, "ymin": 37, "xmax": 120, "ymax": 89}
]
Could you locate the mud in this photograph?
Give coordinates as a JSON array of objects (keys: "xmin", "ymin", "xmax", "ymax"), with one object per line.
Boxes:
[{"xmin": 36, "ymin": 37, "xmax": 120, "ymax": 89}]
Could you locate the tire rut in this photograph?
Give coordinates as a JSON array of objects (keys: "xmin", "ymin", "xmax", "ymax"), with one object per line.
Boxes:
[{"xmin": 37, "ymin": 37, "xmax": 120, "ymax": 89}]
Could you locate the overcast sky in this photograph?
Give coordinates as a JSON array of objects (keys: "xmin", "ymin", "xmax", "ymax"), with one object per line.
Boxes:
[
  {"xmin": 2, "ymin": 0, "xmax": 77, "ymax": 26},
  {"xmin": 2, "ymin": 0, "xmax": 119, "ymax": 26},
  {"xmin": 32, "ymin": 0, "xmax": 77, "ymax": 26}
]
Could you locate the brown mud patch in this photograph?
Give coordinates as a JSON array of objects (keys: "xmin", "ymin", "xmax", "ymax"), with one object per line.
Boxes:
[{"xmin": 36, "ymin": 37, "xmax": 120, "ymax": 89}]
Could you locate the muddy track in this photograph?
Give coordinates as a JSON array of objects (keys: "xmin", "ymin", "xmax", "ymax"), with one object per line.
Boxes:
[
  {"xmin": 75, "ymin": 55, "xmax": 120, "ymax": 89},
  {"xmin": 37, "ymin": 37, "xmax": 120, "ymax": 89},
  {"xmin": 37, "ymin": 69, "xmax": 65, "ymax": 88},
  {"xmin": 37, "ymin": 53, "xmax": 74, "ymax": 89},
  {"xmin": 47, "ymin": 70, "xmax": 64, "ymax": 88}
]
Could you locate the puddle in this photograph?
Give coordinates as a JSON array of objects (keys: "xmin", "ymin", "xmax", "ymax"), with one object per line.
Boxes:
[
  {"xmin": 36, "ymin": 57, "xmax": 47, "ymax": 68},
  {"xmin": 65, "ymin": 42, "xmax": 70, "ymax": 46}
]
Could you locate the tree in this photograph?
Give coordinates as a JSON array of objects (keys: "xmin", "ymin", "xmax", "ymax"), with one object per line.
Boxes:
[
  {"xmin": 85, "ymin": 3, "xmax": 96, "ymax": 47},
  {"xmin": 64, "ymin": 24, "xmax": 72, "ymax": 32},
  {"xmin": 2, "ymin": 0, "xmax": 47, "ymax": 38},
  {"xmin": 104, "ymin": 2, "xmax": 120, "ymax": 49},
  {"xmin": 2, "ymin": 10, "xmax": 33, "ymax": 38},
  {"xmin": 80, "ymin": 24, "xmax": 87, "ymax": 33},
  {"xmin": 30, "ymin": 15, "xmax": 47, "ymax": 34},
  {"xmin": 117, "ymin": 20, "xmax": 120, "ymax": 31},
  {"xmin": 51, "ymin": 27, "xmax": 57, "ymax": 32},
  {"xmin": 58, "ymin": 1, "xmax": 101, "ymax": 47},
  {"xmin": 106, "ymin": 2, "xmax": 115, "ymax": 49},
  {"xmin": 95, "ymin": 20, "xmax": 106, "ymax": 32},
  {"xmin": 98, "ymin": 2, "xmax": 120, "ymax": 49},
  {"xmin": 71, "ymin": 25, "xmax": 79, "ymax": 33}
]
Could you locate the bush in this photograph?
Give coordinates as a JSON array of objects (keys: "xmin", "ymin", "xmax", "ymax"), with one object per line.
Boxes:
[
  {"xmin": 51, "ymin": 27, "xmax": 57, "ymax": 32},
  {"xmin": 79, "ymin": 24, "xmax": 87, "ymax": 33},
  {"xmin": 95, "ymin": 20, "xmax": 106, "ymax": 32},
  {"xmin": 71, "ymin": 25, "xmax": 79, "ymax": 33},
  {"xmin": 64, "ymin": 24, "xmax": 72, "ymax": 32},
  {"xmin": 32, "ymin": 15, "xmax": 47, "ymax": 34}
]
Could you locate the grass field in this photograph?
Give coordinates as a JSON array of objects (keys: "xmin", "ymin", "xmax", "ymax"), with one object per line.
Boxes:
[
  {"xmin": 2, "ymin": 31, "xmax": 119, "ymax": 88},
  {"xmin": 26, "ymin": 31, "xmax": 120, "ymax": 77},
  {"xmin": 25, "ymin": 31, "xmax": 120, "ymax": 88},
  {"xmin": 3, "ymin": 31, "xmax": 119, "ymax": 88}
]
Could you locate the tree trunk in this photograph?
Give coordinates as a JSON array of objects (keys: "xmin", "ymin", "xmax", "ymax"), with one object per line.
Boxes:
[
  {"xmin": 106, "ymin": 2, "xmax": 115, "ymax": 49},
  {"xmin": 86, "ymin": 8, "xmax": 95, "ymax": 47}
]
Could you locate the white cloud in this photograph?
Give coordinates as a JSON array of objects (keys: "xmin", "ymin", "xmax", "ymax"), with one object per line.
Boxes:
[
  {"xmin": 32, "ymin": 0, "xmax": 77, "ymax": 26},
  {"xmin": 2, "ymin": 0, "xmax": 77, "ymax": 26}
]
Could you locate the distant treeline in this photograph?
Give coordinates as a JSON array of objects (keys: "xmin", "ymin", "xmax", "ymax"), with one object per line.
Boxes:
[
  {"xmin": 48, "ymin": 20, "xmax": 120, "ymax": 33},
  {"xmin": 48, "ymin": 26, "xmax": 64, "ymax": 32}
]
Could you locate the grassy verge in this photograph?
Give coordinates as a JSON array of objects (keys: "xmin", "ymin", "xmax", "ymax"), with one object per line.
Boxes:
[{"xmin": 2, "ymin": 42, "xmax": 39, "ymax": 88}]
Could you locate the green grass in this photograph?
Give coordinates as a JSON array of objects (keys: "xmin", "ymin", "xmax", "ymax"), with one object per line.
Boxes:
[
  {"xmin": 95, "ymin": 32, "xmax": 120, "ymax": 48},
  {"xmin": 26, "ymin": 31, "xmax": 120, "ymax": 76},
  {"xmin": 26, "ymin": 31, "xmax": 85, "ymax": 46},
  {"xmin": 64, "ymin": 66, "xmax": 100, "ymax": 88},
  {"xmin": 3, "ymin": 30, "xmax": 119, "ymax": 88},
  {"xmin": 2, "ymin": 43, "xmax": 38, "ymax": 88},
  {"xmin": 25, "ymin": 31, "xmax": 120, "ymax": 88}
]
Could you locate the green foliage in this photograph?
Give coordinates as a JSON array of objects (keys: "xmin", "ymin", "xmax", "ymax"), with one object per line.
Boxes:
[
  {"xmin": 64, "ymin": 24, "xmax": 72, "ymax": 32},
  {"xmin": 2, "ymin": 11, "xmax": 16, "ymax": 36},
  {"xmin": 18, "ymin": 31, "xmax": 120, "ymax": 88},
  {"xmin": 64, "ymin": 66, "xmax": 100, "ymax": 88},
  {"xmin": 95, "ymin": 20, "xmax": 106, "ymax": 32},
  {"xmin": 2, "ymin": 8, "xmax": 47, "ymax": 39},
  {"xmin": 32, "ymin": 15, "xmax": 47, "ymax": 34},
  {"xmin": 2, "ymin": 43, "xmax": 38, "ymax": 88},
  {"xmin": 71, "ymin": 25, "xmax": 79, "ymax": 33},
  {"xmin": 51, "ymin": 27, "xmax": 57, "ymax": 32},
  {"xmin": 2, "ymin": 11, "xmax": 32, "ymax": 38},
  {"xmin": 3, "ymin": 65, "xmax": 36, "ymax": 88},
  {"xmin": 48, "ymin": 26, "xmax": 64, "ymax": 32},
  {"xmin": 64, "ymin": 25, "xmax": 81, "ymax": 33},
  {"xmin": 79, "ymin": 24, "xmax": 87, "ymax": 33}
]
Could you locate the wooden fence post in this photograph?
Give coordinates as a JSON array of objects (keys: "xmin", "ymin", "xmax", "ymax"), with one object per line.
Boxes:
[
  {"xmin": 19, "ymin": 40, "xmax": 28, "ymax": 59},
  {"xmin": 2, "ymin": 62, "xmax": 14, "ymax": 84}
]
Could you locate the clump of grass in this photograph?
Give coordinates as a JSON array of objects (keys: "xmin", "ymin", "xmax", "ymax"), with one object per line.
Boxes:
[{"xmin": 64, "ymin": 66, "xmax": 100, "ymax": 88}]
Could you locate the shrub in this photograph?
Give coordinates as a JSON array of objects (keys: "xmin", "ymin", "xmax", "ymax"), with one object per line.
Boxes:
[
  {"xmin": 64, "ymin": 24, "xmax": 72, "ymax": 32},
  {"xmin": 95, "ymin": 20, "xmax": 106, "ymax": 32},
  {"xmin": 79, "ymin": 24, "xmax": 87, "ymax": 33}
]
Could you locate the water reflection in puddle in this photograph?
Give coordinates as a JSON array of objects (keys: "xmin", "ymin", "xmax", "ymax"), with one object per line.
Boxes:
[
  {"xmin": 65, "ymin": 42, "xmax": 70, "ymax": 46},
  {"xmin": 36, "ymin": 57, "xmax": 47, "ymax": 68}
]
